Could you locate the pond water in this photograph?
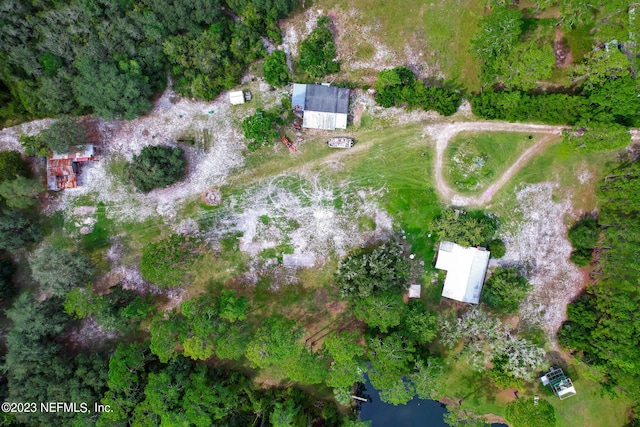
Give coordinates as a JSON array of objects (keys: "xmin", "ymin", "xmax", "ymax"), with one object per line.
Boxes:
[{"xmin": 358, "ymin": 376, "xmax": 508, "ymax": 427}]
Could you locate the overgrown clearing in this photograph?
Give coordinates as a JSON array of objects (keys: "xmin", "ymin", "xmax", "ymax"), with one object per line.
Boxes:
[
  {"xmin": 283, "ymin": 0, "xmax": 484, "ymax": 89},
  {"xmin": 443, "ymin": 131, "xmax": 541, "ymax": 195}
]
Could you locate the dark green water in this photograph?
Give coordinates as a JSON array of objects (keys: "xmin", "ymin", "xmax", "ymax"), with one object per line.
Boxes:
[{"xmin": 359, "ymin": 376, "xmax": 508, "ymax": 427}]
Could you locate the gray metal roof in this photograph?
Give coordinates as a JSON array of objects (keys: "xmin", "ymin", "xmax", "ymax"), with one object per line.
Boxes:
[{"xmin": 304, "ymin": 84, "xmax": 349, "ymax": 114}]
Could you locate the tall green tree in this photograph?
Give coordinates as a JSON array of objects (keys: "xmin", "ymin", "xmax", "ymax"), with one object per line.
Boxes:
[
  {"xmin": 0, "ymin": 176, "xmax": 41, "ymax": 209},
  {"xmin": 481, "ymin": 267, "xmax": 532, "ymax": 313},
  {"xmin": 263, "ymin": 50, "xmax": 290, "ymax": 86},
  {"xmin": 38, "ymin": 116, "xmax": 87, "ymax": 153},
  {"xmin": 470, "ymin": 7, "xmax": 524, "ymax": 84},
  {"xmin": 0, "ymin": 151, "xmax": 29, "ymax": 182},
  {"xmin": 0, "ymin": 209, "xmax": 41, "ymax": 251},
  {"xmin": 128, "ymin": 145, "xmax": 187, "ymax": 193},
  {"xmin": 352, "ymin": 292, "xmax": 404, "ymax": 332},
  {"xmin": 336, "ymin": 240, "xmax": 410, "ymax": 299},
  {"xmin": 299, "ymin": 16, "xmax": 340, "ymax": 78},
  {"xmin": 29, "ymin": 244, "xmax": 93, "ymax": 296},
  {"xmin": 497, "ymin": 42, "xmax": 555, "ymax": 90}
]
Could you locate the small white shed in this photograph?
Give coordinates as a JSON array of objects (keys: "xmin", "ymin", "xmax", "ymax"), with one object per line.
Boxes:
[{"xmin": 229, "ymin": 90, "xmax": 245, "ymax": 105}]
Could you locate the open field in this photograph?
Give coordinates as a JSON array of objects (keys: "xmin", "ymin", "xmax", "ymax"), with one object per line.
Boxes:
[{"xmin": 443, "ymin": 131, "xmax": 541, "ymax": 195}]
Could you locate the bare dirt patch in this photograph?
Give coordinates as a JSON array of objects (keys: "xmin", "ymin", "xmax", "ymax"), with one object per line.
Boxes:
[
  {"xmin": 202, "ymin": 172, "xmax": 394, "ymax": 269},
  {"xmin": 554, "ymin": 27, "xmax": 573, "ymax": 68}
]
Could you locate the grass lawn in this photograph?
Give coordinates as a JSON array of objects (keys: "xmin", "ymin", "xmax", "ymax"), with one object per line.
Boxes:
[
  {"xmin": 443, "ymin": 131, "xmax": 541, "ymax": 196},
  {"xmin": 441, "ymin": 359, "xmax": 633, "ymax": 427},
  {"xmin": 489, "ymin": 140, "xmax": 619, "ymax": 218},
  {"xmin": 541, "ymin": 363, "xmax": 633, "ymax": 427},
  {"xmin": 336, "ymin": 124, "xmax": 441, "ymax": 264}
]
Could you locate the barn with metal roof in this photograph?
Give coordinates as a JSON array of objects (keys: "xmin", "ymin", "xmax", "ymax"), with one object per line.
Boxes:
[{"xmin": 292, "ymin": 83, "xmax": 349, "ymax": 130}]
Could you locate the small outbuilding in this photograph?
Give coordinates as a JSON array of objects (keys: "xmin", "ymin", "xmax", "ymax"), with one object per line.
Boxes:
[
  {"xmin": 47, "ymin": 145, "xmax": 95, "ymax": 191},
  {"xmin": 229, "ymin": 90, "xmax": 245, "ymax": 105},
  {"xmin": 540, "ymin": 367, "xmax": 577, "ymax": 400},
  {"xmin": 435, "ymin": 241, "xmax": 490, "ymax": 304},
  {"xmin": 408, "ymin": 284, "xmax": 422, "ymax": 299}
]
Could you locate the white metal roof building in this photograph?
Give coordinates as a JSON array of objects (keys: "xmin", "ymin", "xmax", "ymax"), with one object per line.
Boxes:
[
  {"xmin": 229, "ymin": 90, "xmax": 245, "ymax": 105},
  {"xmin": 292, "ymin": 83, "xmax": 349, "ymax": 130},
  {"xmin": 435, "ymin": 241, "xmax": 490, "ymax": 304}
]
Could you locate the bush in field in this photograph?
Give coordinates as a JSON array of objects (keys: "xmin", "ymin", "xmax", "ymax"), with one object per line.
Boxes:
[
  {"xmin": 487, "ymin": 239, "xmax": 506, "ymax": 259},
  {"xmin": 299, "ymin": 16, "xmax": 340, "ymax": 78},
  {"xmin": 263, "ymin": 50, "xmax": 290, "ymax": 86},
  {"xmin": 568, "ymin": 215, "xmax": 599, "ymax": 267},
  {"xmin": 128, "ymin": 146, "xmax": 187, "ymax": 193},
  {"xmin": 242, "ymin": 108, "xmax": 281, "ymax": 151},
  {"xmin": 140, "ymin": 234, "xmax": 200, "ymax": 288}
]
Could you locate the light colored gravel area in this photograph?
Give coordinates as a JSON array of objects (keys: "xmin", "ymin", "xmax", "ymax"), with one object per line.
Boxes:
[
  {"xmin": 202, "ymin": 172, "xmax": 393, "ymax": 266},
  {"xmin": 496, "ymin": 183, "xmax": 583, "ymax": 345}
]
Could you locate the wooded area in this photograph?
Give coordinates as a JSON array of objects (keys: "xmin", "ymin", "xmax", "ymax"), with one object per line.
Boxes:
[
  {"xmin": 0, "ymin": 0, "xmax": 294, "ymax": 124},
  {"xmin": 560, "ymin": 155, "xmax": 640, "ymax": 400}
]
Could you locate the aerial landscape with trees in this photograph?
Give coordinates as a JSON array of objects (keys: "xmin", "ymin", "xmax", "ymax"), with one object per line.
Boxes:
[{"xmin": 0, "ymin": 1, "xmax": 639, "ymax": 427}]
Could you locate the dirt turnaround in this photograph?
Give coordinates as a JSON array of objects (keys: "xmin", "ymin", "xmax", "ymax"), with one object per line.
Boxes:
[{"xmin": 425, "ymin": 121, "xmax": 566, "ymax": 206}]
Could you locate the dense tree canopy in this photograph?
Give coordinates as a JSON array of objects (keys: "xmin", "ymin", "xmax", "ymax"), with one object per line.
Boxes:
[
  {"xmin": 128, "ymin": 145, "xmax": 187, "ymax": 192},
  {"xmin": 0, "ymin": 0, "xmax": 292, "ymax": 120},
  {"xmin": 29, "ymin": 244, "xmax": 93, "ymax": 296},
  {"xmin": 481, "ymin": 267, "xmax": 532, "ymax": 313},
  {"xmin": 559, "ymin": 156, "xmax": 640, "ymax": 399},
  {"xmin": 335, "ymin": 240, "xmax": 410, "ymax": 299}
]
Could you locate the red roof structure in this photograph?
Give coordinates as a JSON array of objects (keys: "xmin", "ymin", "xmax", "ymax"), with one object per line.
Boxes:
[{"xmin": 47, "ymin": 145, "xmax": 95, "ymax": 190}]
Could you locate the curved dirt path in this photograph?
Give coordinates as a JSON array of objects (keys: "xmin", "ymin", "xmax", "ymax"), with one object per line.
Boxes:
[{"xmin": 425, "ymin": 121, "xmax": 566, "ymax": 206}]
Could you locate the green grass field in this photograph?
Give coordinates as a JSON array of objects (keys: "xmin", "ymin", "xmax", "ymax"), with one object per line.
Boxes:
[
  {"xmin": 489, "ymin": 139, "xmax": 619, "ymax": 218},
  {"xmin": 443, "ymin": 131, "xmax": 541, "ymax": 196}
]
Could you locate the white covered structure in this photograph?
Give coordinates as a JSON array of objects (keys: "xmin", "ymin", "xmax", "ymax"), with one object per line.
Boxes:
[
  {"xmin": 292, "ymin": 83, "xmax": 349, "ymax": 130},
  {"xmin": 541, "ymin": 367, "xmax": 577, "ymax": 400},
  {"xmin": 229, "ymin": 90, "xmax": 245, "ymax": 105},
  {"xmin": 435, "ymin": 241, "xmax": 490, "ymax": 304},
  {"xmin": 408, "ymin": 284, "xmax": 422, "ymax": 299}
]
